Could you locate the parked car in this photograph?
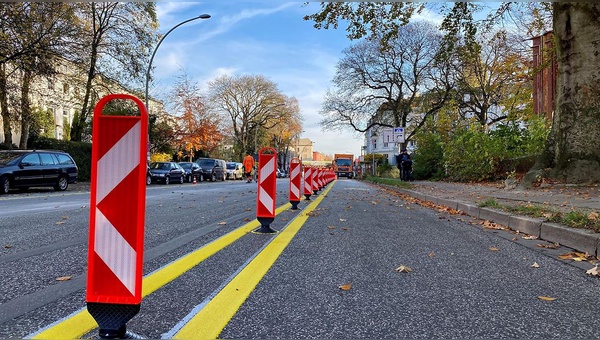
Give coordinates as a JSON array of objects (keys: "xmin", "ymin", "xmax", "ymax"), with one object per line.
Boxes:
[
  {"xmin": 195, "ymin": 158, "xmax": 226, "ymax": 181},
  {"xmin": 178, "ymin": 162, "xmax": 203, "ymax": 183},
  {"xmin": 146, "ymin": 164, "xmax": 152, "ymax": 185},
  {"xmin": 226, "ymin": 162, "xmax": 243, "ymax": 180},
  {"xmin": 0, "ymin": 149, "xmax": 78, "ymax": 194},
  {"xmin": 148, "ymin": 162, "xmax": 185, "ymax": 185}
]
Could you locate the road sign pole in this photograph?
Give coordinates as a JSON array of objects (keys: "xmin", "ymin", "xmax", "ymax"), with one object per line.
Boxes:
[{"xmin": 87, "ymin": 94, "xmax": 147, "ymax": 339}]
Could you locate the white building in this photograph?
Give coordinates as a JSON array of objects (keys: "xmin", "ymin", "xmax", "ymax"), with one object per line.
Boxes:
[{"xmin": 0, "ymin": 58, "xmax": 163, "ymax": 145}]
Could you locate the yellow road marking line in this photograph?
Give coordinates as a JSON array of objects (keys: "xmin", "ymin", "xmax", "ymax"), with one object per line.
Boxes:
[
  {"xmin": 174, "ymin": 184, "xmax": 333, "ymax": 339},
  {"xmin": 30, "ymin": 203, "xmax": 292, "ymax": 339}
]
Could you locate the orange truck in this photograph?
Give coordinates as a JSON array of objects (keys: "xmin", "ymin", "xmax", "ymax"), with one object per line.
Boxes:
[{"xmin": 333, "ymin": 154, "xmax": 355, "ymax": 178}]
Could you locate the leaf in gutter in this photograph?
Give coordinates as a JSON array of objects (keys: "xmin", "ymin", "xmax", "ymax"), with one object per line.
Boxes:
[
  {"xmin": 218, "ymin": 221, "xmax": 227, "ymax": 225},
  {"xmin": 56, "ymin": 276, "xmax": 72, "ymax": 281},
  {"xmin": 586, "ymin": 266, "xmax": 600, "ymax": 276}
]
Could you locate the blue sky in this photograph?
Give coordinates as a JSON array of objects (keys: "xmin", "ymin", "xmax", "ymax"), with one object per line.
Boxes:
[
  {"xmin": 151, "ymin": 3, "xmax": 449, "ymax": 157},
  {"xmin": 151, "ymin": 2, "xmax": 372, "ymax": 157}
]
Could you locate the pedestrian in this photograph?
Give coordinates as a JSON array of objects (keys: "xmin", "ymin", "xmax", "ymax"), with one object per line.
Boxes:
[
  {"xmin": 243, "ymin": 151, "xmax": 255, "ymax": 183},
  {"xmin": 399, "ymin": 149, "xmax": 412, "ymax": 181}
]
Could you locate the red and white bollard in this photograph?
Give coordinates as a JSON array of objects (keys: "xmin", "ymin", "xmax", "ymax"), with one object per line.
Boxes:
[
  {"xmin": 87, "ymin": 94, "xmax": 147, "ymax": 339},
  {"xmin": 303, "ymin": 166, "xmax": 313, "ymax": 200},
  {"xmin": 255, "ymin": 147, "xmax": 278, "ymax": 233},
  {"xmin": 312, "ymin": 167, "xmax": 319, "ymax": 195},
  {"xmin": 289, "ymin": 158, "xmax": 302, "ymax": 210}
]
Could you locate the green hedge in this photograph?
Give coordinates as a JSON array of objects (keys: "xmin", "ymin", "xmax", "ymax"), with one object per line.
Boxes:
[{"xmin": 31, "ymin": 137, "xmax": 92, "ymax": 182}]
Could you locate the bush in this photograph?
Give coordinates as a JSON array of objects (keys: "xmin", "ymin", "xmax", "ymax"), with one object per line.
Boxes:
[
  {"xmin": 380, "ymin": 167, "xmax": 400, "ymax": 179},
  {"xmin": 412, "ymin": 132, "xmax": 445, "ymax": 180}
]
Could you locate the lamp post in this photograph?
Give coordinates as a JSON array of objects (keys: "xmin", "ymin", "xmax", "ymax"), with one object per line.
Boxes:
[{"xmin": 144, "ymin": 13, "xmax": 211, "ymax": 160}]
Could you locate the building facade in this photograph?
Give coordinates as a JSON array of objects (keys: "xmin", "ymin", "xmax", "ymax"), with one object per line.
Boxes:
[{"xmin": 0, "ymin": 58, "xmax": 162, "ymax": 146}]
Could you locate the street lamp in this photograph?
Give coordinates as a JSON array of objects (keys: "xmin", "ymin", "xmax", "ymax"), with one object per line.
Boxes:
[{"xmin": 144, "ymin": 14, "xmax": 211, "ymax": 159}]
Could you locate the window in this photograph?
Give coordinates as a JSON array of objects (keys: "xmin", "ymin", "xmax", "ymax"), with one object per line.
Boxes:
[
  {"xmin": 55, "ymin": 154, "xmax": 74, "ymax": 165},
  {"xmin": 40, "ymin": 153, "xmax": 56, "ymax": 165},
  {"xmin": 22, "ymin": 154, "xmax": 41, "ymax": 166}
]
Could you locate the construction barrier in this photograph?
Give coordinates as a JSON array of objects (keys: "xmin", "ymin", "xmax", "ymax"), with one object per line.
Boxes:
[
  {"xmin": 289, "ymin": 158, "xmax": 302, "ymax": 210},
  {"xmin": 87, "ymin": 94, "xmax": 147, "ymax": 339},
  {"xmin": 312, "ymin": 167, "xmax": 319, "ymax": 195},
  {"xmin": 303, "ymin": 166, "xmax": 313, "ymax": 200},
  {"xmin": 255, "ymin": 147, "xmax": 277, "ymax": 233}
]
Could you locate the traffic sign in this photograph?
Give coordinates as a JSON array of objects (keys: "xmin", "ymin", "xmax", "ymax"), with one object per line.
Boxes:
[{"xmin": 394, "ymin": 127, "xmax": 405, "ymax": 143}]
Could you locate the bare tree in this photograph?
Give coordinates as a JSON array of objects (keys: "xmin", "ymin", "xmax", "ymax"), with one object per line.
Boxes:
[
  {"xmin": 453, "ymin": 29, "xmax": 532, "ymax": 129},
  {"xmin": 69, "ymin": 2, "xmax": 158, "ymax": 142},
  {"xmin": 306, "ymin": 2, "xmax": 600, "ymax": 183},
  {"xmin": 207, "ymin": 74, "xmax": 292, "ymax": 160},
  {"xmin": 320, "ymin": 21, "xmax": 453, "ymax": 148}
]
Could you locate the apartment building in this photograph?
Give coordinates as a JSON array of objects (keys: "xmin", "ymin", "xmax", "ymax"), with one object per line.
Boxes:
[{"xmin": 0, "ymin": 59, "xmax": 163, "ymax": 145}]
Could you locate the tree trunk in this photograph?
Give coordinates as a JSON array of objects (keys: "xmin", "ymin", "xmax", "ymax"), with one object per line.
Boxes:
[
  {"xmin": 18, "ymin": 69, "xmax": 32, "ymax": 149},
  {"xmin": 0, "ymin": 64, "xmax": 13, "ymax": 148},
  {"xmin": 524, "ymin": 3, "xmax": 600, "ymax": 185}
]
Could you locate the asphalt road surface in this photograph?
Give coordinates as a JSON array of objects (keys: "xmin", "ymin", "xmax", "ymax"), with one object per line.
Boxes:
[{"xmin": 2, "ymin": 178, "xmax": 600, "ymax": 339}]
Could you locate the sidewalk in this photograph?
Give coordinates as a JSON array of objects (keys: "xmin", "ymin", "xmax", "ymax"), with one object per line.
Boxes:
[{"xmin": 383, "ymin": 180, "xmax": 600, "ymax": 257}]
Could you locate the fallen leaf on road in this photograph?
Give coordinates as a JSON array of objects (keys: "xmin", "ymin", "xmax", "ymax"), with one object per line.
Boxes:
[
  {"xmin": 537, "ymin": 242, "xmax": 559, "ymax": 249},
  {"xmin": 339, "ymin": 284, "xmax": 352, "ymax": 291},
  {"xmin": 537, "ymin": 296, "xmax": 556, "ymax": 301},
  {"xmin": 327, "ymin": 226, "xmax": 336, "ymax": 229},
  {"xmin": 395, "ymin": 265, "xmax": 412, "ymax": 273},
  {"xmin": 4, "ymin": 244, "xmax": 13, "ymax": 249},
  {"xmin": 522, "ymin": 235, "xmax": 538, "ymax": 240},
  {"xmin": 586, "ymin": 266, "xmax": 600, "ymax": 276},
  {"xmin": 244, "ymin": 218, "xmax": 251, "ymax": 222},
  {"xmin": 428, "ymin": 251, "xmax": 435, "ymax": 257},
  {"xmin": 589, "ymin": 212, "xmax": 599, "ymax": 220},
  {"xmin": 531, "ymin": 262, "xmax": 540, "ymax": 268},
  {"xmin": 55, "ymin": 221, "xmax": 65, "ymax": 225},
  {"xmin": 218, "ymin": 221, "xmax": 227, "ymax": 225},
  {"xmin": 489, "ymin": 247, "xmax": 500, "ymax": 251},
  {"xmin": 56, "ymin": 276, "xmax": 72, "ymax": 281},
  {"xmin": 339, "ymin": 218, "xmax": 347, "ymax": 222},
  {"xmin": 341, "ymin": 227, "xmax": 349, "ymax": 231},
  {"xmin": 370, "ymin": 201, "xmax": 378, "ymax": 205},
  {"xmin": 559, "ymin": 252, "xmax": 590, "ymax": 261}
]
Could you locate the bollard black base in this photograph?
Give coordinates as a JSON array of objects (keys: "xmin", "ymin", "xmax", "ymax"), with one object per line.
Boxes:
[
  {"xmin": 313, "ymin": 189, "xmax": 318, "ymax": 195},
  {"xmin": 88, "ymin": 303, "xmax": 142, "ymax": 339},
  {"xmin": 304, "ymin": 194, "xmax": 311, "ymax": 200},
  {"xmin": 254, "ymin": 217, "xmax": 277, "ymax": 233},
  {"xmin": 290, "ymin": 200, "xmax": 300, "ymax": 210}
]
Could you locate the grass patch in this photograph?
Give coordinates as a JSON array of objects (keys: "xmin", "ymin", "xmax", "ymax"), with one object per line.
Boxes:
[
  {"xmin": 365, "ymin": 176, "xmax": 413, "ymax": 189},
  {"xmin": 478, "ymin": 198, "xmax": 501, "ymax": 209}
]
